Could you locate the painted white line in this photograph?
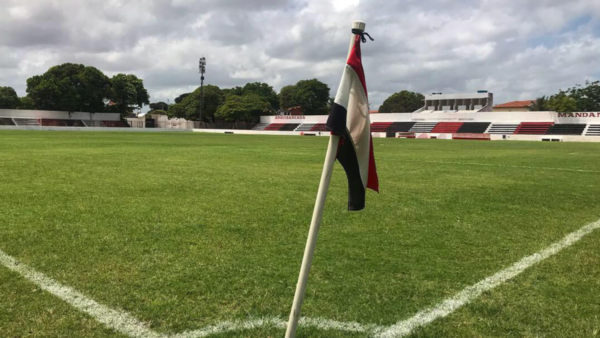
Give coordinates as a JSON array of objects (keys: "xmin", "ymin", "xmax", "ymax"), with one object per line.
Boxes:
[
  {"xmin": 376, "ymin": 218, "xmax": 600, "ymax": 338},
  {"xmin": 0, "ymin": 249, "xmax": 162, "ymax": 338},
  {"xmin": 171, "ymin": 317, "xmax": 380, "ymax": 338},
  {"xmin": 0, "ymin": 249, "xmax": 381, "ymax": 337},
  {"xmin": 410, "ymin": 160, "xmax": 600, "ymax": 174},
  {"xmin": 1, "ymin": 217, "xmax": 599, "ymax": 338}
]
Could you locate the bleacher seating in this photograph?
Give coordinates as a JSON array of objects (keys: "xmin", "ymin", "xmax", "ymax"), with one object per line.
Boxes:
[
  {"xmin": 514, "ymin": 122, "xmax": 553, "ymax": 135},
  {"xmin": 370, "ymin": 122, "xmax": 393, "ymax": 132},
  {"xmin": 487, "ymin": 124, "xmax": 519, "ymax": 134},
  {"xmin": 264, "ymin": 123, "xmax": 285, "ymax": 131},
  {"xmin": 310, "ymin": 124, "xmax": 328, "ymax": 131},
  {"xmin": 278, "ymin": 124, "xmax": 300, "ymax": 131},
  {"xmin": 388, "ymin": 122, "xmax": 417, "ymax": 133},
  {"xmin": 83, "ymin": 120, "xmax": 105, "ymax": 127},
  {"xmin": 295, "ymin": 124, "xmax": 315, "ymax": 131},
  {"xmin": 102, "ymin": 121, "xmax": 130, "ymax": 128},
  {"xmin": 430, "ymin": 122, "xmax": 463, "ymax": 133},
  {"xmin": 586, "ymin": 125, "xmax": 600, "ymax": 136},
  {"xmin": 41, "ymin": 119, "xmax": 68, "ymax": 126},
  {"xmin": 13, "ymin": 118, "xmax": 40, "ymax": 126},
  {"xmin": 252, "ymin": 123, "xmax": 269, "ymax": 130},
  {"xmin": 63, "ymin": 120, "xmax": 86, "ymax": 127},
  {"xmin": 546, "ymin": 124, "xmax": 586, "ymax": 135},
  {"xmin": 456, "ymin": 122, "xmax": 491, "ymax": 134},
  {"xmin": 0, "ymin": 118, "xmax": 15, "ymax": 126},
  {"xmin": 409, "ymin": 122, "xmax": 438, "ymax": 133}
]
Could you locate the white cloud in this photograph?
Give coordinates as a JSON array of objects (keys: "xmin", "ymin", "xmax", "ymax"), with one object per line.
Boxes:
[{"xmin": 0, "ymin": 0, "xmax": 599, "ymax": 108}]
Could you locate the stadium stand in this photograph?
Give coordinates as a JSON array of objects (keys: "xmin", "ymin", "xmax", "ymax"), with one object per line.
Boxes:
[
  {"xmin": 278, "ymin": 124, "xmax": 300, "ymax": 131},
  {"xmin": 487, "ymin": 124, "xmax": 519, "ymax": 134},
  {"xmin": 371, "ymin": 122, "xmax": 394, "ymax": 132},
  {"xmin": 41, "ymin": 119, "xmax": 69, "ymax": 126},
  {"xmin": 83, "ymin": 120, "xmax": 105, "ymax": 127},
  {"xmin": 409, "ymin": 122, "xmax": 438, "ymax": 133},
  {"xmin": 585, "ymin": 125, "xmax": 600, "ymax": 136},
  {"xmin": 102, "ymin": 121, "xmax": 130, "ymax": 127},
  {"xmin": 252, "ymin": 123, "xmax": 269, "ymax": 131},
  {"xmin": 546, "ymin": 124, "xmax": 587, "ymax": 135},
  {"xmin": 388, "ymin": 122, "xmax": 417, "ymax": 133},
  {"xmin": 514, "ymin": 122, "xmax": 553, "ymax": 135},
  {"xmin": 310, "ymin": 124, "xmax": 328, "ymax": 131},
  {"xmin": 13, "ymin": 118, "xmax": 40, "ymax": 126},
  {"xmin": 0, "ymin": 118, "xmax": 15, "ymax": 126},
  {"xmin": 63, "ymin": 120, "xmax": 86, "ymax": 127},
  {"xmin": 456, "ymin": 122, "xmax": 491, "ymax": 133},
  {"xmin": 430, "ymin": 122, "xmax": 464, "ymax": 133},
  {"xmin": 264, "ymin": 123, "xmax": 286, "ymax": 131},
  {"xmin": 295, "ymin": 123, "xmax": 315, "ymax": 131}
]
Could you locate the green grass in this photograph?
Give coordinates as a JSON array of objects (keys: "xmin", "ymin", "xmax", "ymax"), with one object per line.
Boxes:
[{"xmin": 0, "ymin": 130, "xmax": 599, "ymax": 338}]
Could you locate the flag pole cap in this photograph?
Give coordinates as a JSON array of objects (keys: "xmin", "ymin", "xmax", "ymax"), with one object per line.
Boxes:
[{"xmin": 352, "ymin": 20, "xmax": 366, "ymax": 33}]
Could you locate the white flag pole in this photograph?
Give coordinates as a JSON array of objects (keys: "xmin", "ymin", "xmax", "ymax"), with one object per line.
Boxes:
[{"xmin": 284, "ymin": 20, "xmax": 366, "ymax": 338}]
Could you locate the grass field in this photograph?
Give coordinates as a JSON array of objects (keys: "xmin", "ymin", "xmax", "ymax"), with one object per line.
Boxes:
[{"xmin": 1, "ymin": 130, "xmax": 599, "ymax": 338}]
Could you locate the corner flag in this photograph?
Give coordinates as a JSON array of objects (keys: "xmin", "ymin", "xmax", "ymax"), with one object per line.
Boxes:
[
  {"xmin": 326, "ymin": 32, "xmax": 379, "ymax": 210},
  {"xmin": 285, "ymin": 21, "xmax": 378, "ymax": 338}
]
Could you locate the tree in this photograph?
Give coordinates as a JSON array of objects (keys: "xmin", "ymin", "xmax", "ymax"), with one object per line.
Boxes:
[
  {"xmin": 221, "ymin": 86, "xmax": 243, "ymax": 97},
  {"xmin": 278, "ymin": 85, "xmax": 297, "ymax": 110},
  {"xmin": 18, "ymin": 97, "xmax": 35, "ymax": 109},
  {"xmin": 0, "ymin": 86, "xmax": 20, "ymax": 109},
  {"xmin": 278, "ymin": 79, "xmax": 330, "ymax": 115},
  {"xmin": 149, "ymin": 101, "xmax": 169, "ymax": 112},
  {"xmin": 108, "ymin": 74, "xmax": 150, "ymax": 116},
  {"xmin": 379, "ymin": 90, "xmax": 424, "ymax": 113},
  {"xmin": 242, "ymin": 82, "xmax": 279, "ymax": 110},
  {"xmin": 174, "ymin": 93, "xmax": 191, "ymax": 104},
  {"xmin": 565, "ymin": 80, "xmax": 600, "ymax": 112},
  {"xmin": 168, "ymin": 85, "xmax": 224, "ymax": 122},
  {"xmin": 529, "ymin": 96, "xmax": 548, "ymax": 111},
  {"xmin": 167, "ymin": 103, "xmax": 186, "ymax": 119},
  {"xmin": 547, "ymin": 92, "xmax": 578, "ymax": 113},
  {"xmin": 215, "ymin": 94, "xmax": 272, "ymax": 122},
  {"xmin": 149, "ymin": 109, "xmax": 167, "ymax": 115},
  {"xmin": 26, "ymin": 63, "xmax": 111, "ymax": 112}
]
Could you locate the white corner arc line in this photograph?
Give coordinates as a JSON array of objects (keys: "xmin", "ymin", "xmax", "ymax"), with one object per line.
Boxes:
[
  {"xmin": 376, "ymin": 218, "xmax": 600, "ymax": 338},
  {"xmin": 1, "ymin": 217, "xmax": 599, "ymax": 338},
  {"xmin": 0, "ymin": 249, "xmax": 162, "ymax": 338},
  {"xmin": 0, "ymin": 248, "xmax": 380, "ymax": 337}
]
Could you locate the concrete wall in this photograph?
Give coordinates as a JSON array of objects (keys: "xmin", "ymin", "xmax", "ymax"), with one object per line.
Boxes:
[
  {"xmin": 0, "ymin": 126, "xmax": 192, "ymax": 132},
  {"xmin": 0, "ymin": 109, "xmax": 121, "ymax": 121},
  {"xmin": 192, "ymin": 129, "xmax": 389, "ymax": 138},
  {"xmin": 260, "ymin": 111, "xmax": 600, "ymax": 124}
]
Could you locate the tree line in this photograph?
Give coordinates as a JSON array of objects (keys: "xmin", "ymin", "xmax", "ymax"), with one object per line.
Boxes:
[
  {"xmin": 2, "ymin": 62, "xmax": 598, "ymax": 119},
  {"xmin": 529, "ymin": 81, "xmax": 600, "ymax": 113},
  {"xmin": 0, "ymin": 63, "xmax": 149, "ymax": 117},
  {"xmin": 159, "ymin": 79, "xmax": 332, "ymax": 123},
  {"xmin": 0, "ymin": 62, "xmax": 334, "ymax": 123}
]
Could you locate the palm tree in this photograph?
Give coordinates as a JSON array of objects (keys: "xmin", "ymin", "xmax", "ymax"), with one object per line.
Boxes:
[{"xmin": 529, "ymin": 96, "xmax": 547, "ymax": 111}]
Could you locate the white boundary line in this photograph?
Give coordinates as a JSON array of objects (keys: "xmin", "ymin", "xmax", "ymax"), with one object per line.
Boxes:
[
  {"xmin": 408, "ymin": 160, "xmax": 600, "ymax": 173},
  {"xmin": 1, "ymin": 217, "xmax": 599, "ymax": 338},
  {"xmin": 376, "ymin": 218, "xmax": 600, "ymax": 338},
  {"xmin": 0, "ymin": 249, "xmax": 162, "ymax": 338}
]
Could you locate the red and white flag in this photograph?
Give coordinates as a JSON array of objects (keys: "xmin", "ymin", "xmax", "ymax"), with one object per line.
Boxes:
[{"xmin": 326, "ymin": 33, "xmax": 379, "ymax": 211}]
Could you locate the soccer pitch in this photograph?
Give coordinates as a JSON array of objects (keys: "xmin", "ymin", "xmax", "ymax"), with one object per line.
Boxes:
[{"xmin": 1, "ymin": 130, "xmax": 599, "ymax": 338}]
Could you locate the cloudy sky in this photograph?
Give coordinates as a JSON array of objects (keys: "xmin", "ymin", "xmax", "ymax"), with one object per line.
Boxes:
[{"xmin": 1, "ymin": 0, "xmax": 599, "ymax": 109}]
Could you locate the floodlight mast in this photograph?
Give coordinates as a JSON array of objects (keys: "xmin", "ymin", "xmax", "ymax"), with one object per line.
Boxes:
[{"xmin": 199, "ymin": 57, "xmax": 206, "ymax": 125}]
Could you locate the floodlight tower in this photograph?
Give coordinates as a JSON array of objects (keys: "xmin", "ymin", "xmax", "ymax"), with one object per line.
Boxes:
[{"xmin": 198, "ymin": 57, "xmax": 206, "ymax": 125}]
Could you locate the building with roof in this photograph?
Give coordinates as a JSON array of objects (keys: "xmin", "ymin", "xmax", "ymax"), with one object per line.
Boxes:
[{"xmin": 493, "ymin": 100, "xmax": 534, "ymax": 112}]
